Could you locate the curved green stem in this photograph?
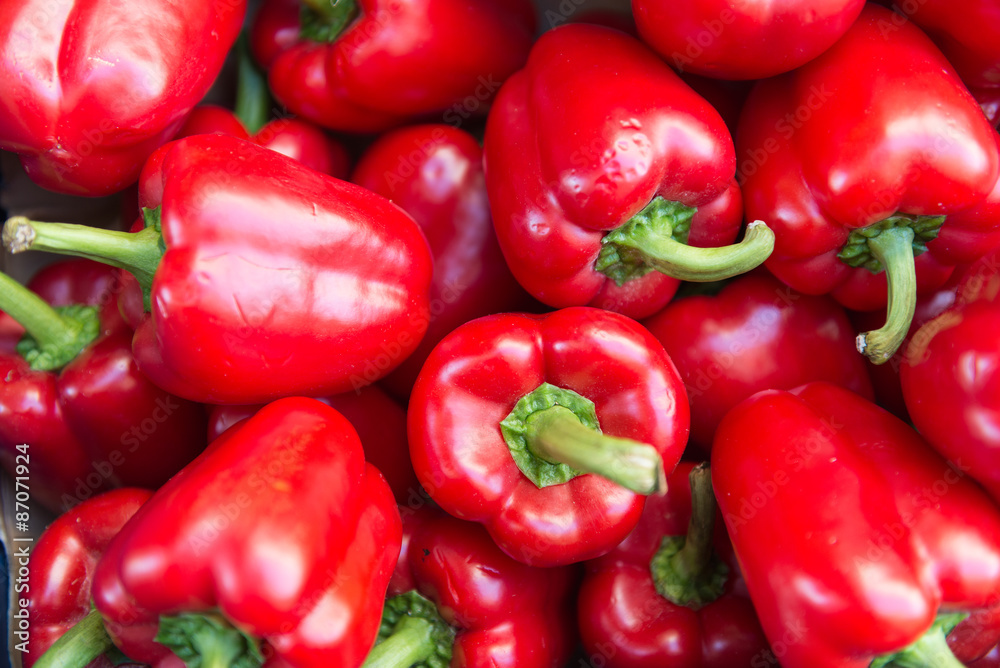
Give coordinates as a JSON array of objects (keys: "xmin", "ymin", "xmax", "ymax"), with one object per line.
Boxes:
[
  {"xmin": 235, "ymin": 34, "xmax": 270, "ymax": 135},
  {"xmin": 362, "ymin": 615, "xmax": 437, "ymax": 668},
  {"xmin": 33, "ymin": 608, "xmax": 113, "ymax": 668},
  {"xmin": 526, "ymin": 405, "xmax": 665, "ymax": 494},
  {"xmin": 634, "ymin": 219, "xmax": 774, "ymax": 281},
  {"xmin": 3, "ymin": 215, "xmax": 163, "ymax": 311},
  {"xmin": 599, "ymin": 199, "xmax": 775, "ymax": 284},
  {"xmin": 855, "ymin": 226, "xmax": 917, "ymax": 364}
]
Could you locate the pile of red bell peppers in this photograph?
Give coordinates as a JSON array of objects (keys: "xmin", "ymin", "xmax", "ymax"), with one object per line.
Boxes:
[{"xmin": 4, "ymin": 0, "xmax": 1000, "ymax": 666}]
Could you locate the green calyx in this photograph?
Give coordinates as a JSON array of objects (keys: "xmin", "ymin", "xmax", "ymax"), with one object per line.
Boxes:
[
  {"xmin": 17, "ymin": 305, "xmax": 101, "ymax": 371},
  {"xmin": 364, "ymin": 591, "xmax": 455, "ymax": 668},
  {"xmin": 597, "ymin": 197, "xmax": 695, "ymax": 286},
  {"xmin": 649, "ymin": 464, "xmax": 729, "ymax": 609},
  {"xmin": 596, "ymin": 196, "xmax": 775, "ymax": 284},
  {"xmin": 156, "ymin": 612, "xmax": 263, "ymax": 668},
  {"xmin": 500, "ymin": 383, "xmax": 594, "ymax": 488},
  {"xmin": 2, "ymin": 208, "xmax": 165, "ymax": 312},
  {"xmin": 300, "ymin": 0, "xmax": 359, "ymax": 43},
  {"xmin": 0, "ymin": 270, "xmax": 101, "ymax": 372},
  {"xmin": 871, "ymin": 612, "xmax": 968, "ymax": 668},
  {"xmin": 838, "ymin": 214, "xmax": 945, "ymax": 273},
  {"xmin": 500, "ymin": 382, "xmax": 665, "ymax": 494}
]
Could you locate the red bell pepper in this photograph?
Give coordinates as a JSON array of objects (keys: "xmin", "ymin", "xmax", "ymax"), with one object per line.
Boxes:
[
  {"xmin": 632, "ymin": 0, "xmax": 864, "ymax": 79},
  {"xmin": 643, "ymin": 272, "xmax": 873, "ymax": 451},
  {"xmin": 249, "ymin": 0, "xmax": 536, "ymax": 133},
  {"xmin": 738, "ymin": 4, "xmax": 1000, "ymax": 363},
  {"xmin": 712, "ymin": 382, "xmax": 1000, "ymax": 668},
  {"xmin": 578, "ymin": 462, "xmax": 770, "ymax": 668},
  {"xmin": 207, "ymin": 385, "xmax": 419, "ymax": 504},
  {"xmin": 0, "ymin": 0, "xmax": 245, "ymax": 196},
  {"xmin": 483, "ymin": 24, "xmax": 774, "ymax": 321},
  {"xmin": 0, "ymin": 260, "xmax": 207, "ymax": 512},
  {"xmin": 365, "ymin": 505, "xmax": 578, "ymax": 668},
  {"xmin": 408, "ymin": 307, "xmax": 690, "ymax": 567},
  {"xmin": 56, "ymin": 397, "xmax": 402, "ymax": 668},
  {"xmin": 901, "ymin": 251, "xmax": 1000, "ymax": 502},
  {"xmin": 23, "ymin": 488, "xmax": 151, "ymax": 668},
  {"xmin": 3, "ymin": 133, "xmax": 434, "ymax": 404},
  {"xmin": 351, "ymin": 124, "xmax": 533, "ymax": 398}
]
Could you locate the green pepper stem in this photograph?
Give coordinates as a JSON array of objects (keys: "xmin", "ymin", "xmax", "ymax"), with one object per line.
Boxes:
[
  {"xmin": 0, "ymin": 271, "xmax": 78, "ymax": 350},
  {"xmin": 856, "ymin": 226, "xmax": 917, "ymax": 364},
  {"xmin": 234, "ymin": 34, "xmax": 270, "ymax": 135},
  {"xmin": 885, "ymin": 626, "xmax": 966, "ymax": 668},
  {"xmin": 525, "ymin": 405, "xmax": 665, "ymax": 494},
  {"xmin": 3, "ymin": 216, "xmax": 162, "ymax": 305},
  {"xmin": 362, "ymin": 615, "xmax": 437, "ymax": 668},
  {"xmin": 649, "ymin": 464, "xmax": 728, "ymax": 608},
  {"xmin": 618, "ymin": 219, "xmax": 775, "ymax": 282},
  {"xmin": 300, "ymin": 0, "xmax": 358, "ymax": 39},
  {"xmin": 33, "ymin": 609, "xmax": 113, "ymax": 668},
  {"xmin": 673, "ymin": 464, "xmax": 716, "ymax": 581}
]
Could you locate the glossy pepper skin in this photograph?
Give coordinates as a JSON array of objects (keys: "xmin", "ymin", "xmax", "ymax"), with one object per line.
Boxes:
[
  {"xmin": 4, "ymin": 133, "xmax": 434, "ymax": 404},
  {"xmin": 91, "ymin": 397, "xmax": 402, "ymax": 668},
  {"xmin": 578, "ymin": 462, "xmax": 770, "ymax": 668},
  {"xmin": 24, "ymin": 488, "xmax": 151, "ymax": 668},
  {"xmin": 176, "ymin": 105, "xmax": 350, "ymax": 179},
  {"xmin": 249, "ymin": 0, "xmax": 536, "ymax": 133},
  {"xmin": 950, "ymin": 607, "xmax": 1000, "ymax": 666},
  {"xmin": 713, "ymin": 382, "xmax": 1000, "ymax": 668},
  {"xmin": 207, "ymin": 385, "xmax": 420, "ymax": 504},
  {"xmin": 484, "ymin": 24, "xmax": 765, "ymax": 321},
  {"xmin": 0, "ymin": 260, "xmax": 207, "ymax": 513},
  {"xmin": 901, "ymin": 251, "xmax": 1000, "ymax": 502},
  {"xmin": 643, "ymin": 272, "xmax": 873, "ymax": 451},
  {"xmin": 880, "ymin": 0, "xmax": 1000, "ymax": 91},
  {"xmin": 633, "ymin": 0, "xmax": 864, "ymax": 80},
  {"xmin": 738, "ymin": 4, "xmax": 1000, "ymax": 363},
  {"xmin": 351, "ymin": 124, "xmax": 532, "ymax": 398},
  {"xmin": 0, "ymin": 0, "xmax": 245, "ymax": 196},
  {"xmin": 371, "ymin": 505, "xmax": 578, "ymax": 667},
  {"xmin": 408, "ymin": 307, "xmax": 690, "ymax": 567}
]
